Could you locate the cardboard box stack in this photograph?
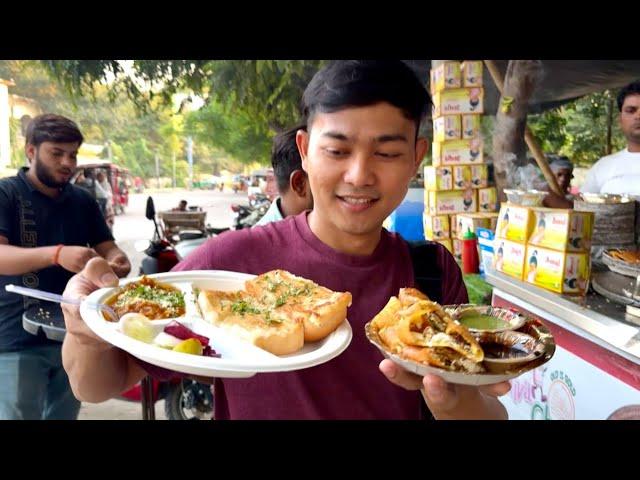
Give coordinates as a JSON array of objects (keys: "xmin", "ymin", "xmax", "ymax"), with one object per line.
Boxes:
[
  {"xmin": 424, "ymin": 60, "xmax": 498, "ymax": 260},
  {"xmin": 493, "ymin": 203, "xmax": 594, "ymax": 295}
]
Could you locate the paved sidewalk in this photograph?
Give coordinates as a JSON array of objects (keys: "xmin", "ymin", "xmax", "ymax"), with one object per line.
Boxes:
[{"xmin": 78, "ymin": 399, "xmax": 168, "ymax": 420}]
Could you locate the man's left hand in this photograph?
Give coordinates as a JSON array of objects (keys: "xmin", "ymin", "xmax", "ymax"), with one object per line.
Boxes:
[
  {"xmin": 379, "ymin": 359, "xmax": 511, "ymax": 420},
  {"xmin": 108, "ymin": 253, "xmax": 131, "ymax": 278}
]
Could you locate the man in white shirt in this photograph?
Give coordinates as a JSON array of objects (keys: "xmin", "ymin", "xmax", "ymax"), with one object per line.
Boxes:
[
  {"xmin": 256, "ymin": 124, "xmax": 313, "ymax": 226},
  {"xmin": 581, "ymin": 81, "xmax": 640, "ymax": 195}
]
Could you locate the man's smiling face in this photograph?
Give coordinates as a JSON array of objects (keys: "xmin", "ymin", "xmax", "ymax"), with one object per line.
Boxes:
[{"xmin": 298, "ymin": 102, "xmax": 427, "ymax": 238}]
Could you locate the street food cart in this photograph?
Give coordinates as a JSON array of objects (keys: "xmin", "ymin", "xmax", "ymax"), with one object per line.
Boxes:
[
  {"xmin": 480, "ymin": 192, "xmax": 640, "ymax": 419},
  {"xmin": 486, "ymin": 269, "xmax": 640, "ymax": 420}
]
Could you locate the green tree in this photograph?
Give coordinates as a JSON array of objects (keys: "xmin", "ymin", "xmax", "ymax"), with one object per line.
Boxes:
[
  {"xmin": 40, "ymin": 60, "xmax": 325, "ymax": 132},
  {"xmin": 185, "ymin": 100, "xmax": 274, "ymax": 165},
  {"xmin": 562, "ymin": 91, "xmax": 626, "ymax": 165},
  {"xmin": 38, "ymin": 60, "xmax": 327, "ymax": 166},
  {"xmin": 527, "ymin": 90, "xmax": 626, "ymax": 166},
  {"xmin": 0, "ymin": 60, "xmax": 197, "ymax": 178}
]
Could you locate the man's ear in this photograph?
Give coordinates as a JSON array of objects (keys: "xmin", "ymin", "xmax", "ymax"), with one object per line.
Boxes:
[
  {"xmin": 413, "ymin": 137, "xmax": 429, "ymax": 174},
  {"xmin": 25, "ymin": 144, "xmax": 36, "ymax": 163},
  {"xmin": 296, "ymin": 129, "xmax": 310, "ymax": 173},
  {"xmin": 290, "ymin": 170, "xmax": 309, "ymax": 197}
]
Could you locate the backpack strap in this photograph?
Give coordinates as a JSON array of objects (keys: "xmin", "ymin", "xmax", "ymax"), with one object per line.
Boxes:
[
  {"xmin": 407, "ymin": 240, "xmax": 443, "ymax": 304},
  {"xmin": 407, "ymin": 240, "xmax": 447, "ymax": 421}
]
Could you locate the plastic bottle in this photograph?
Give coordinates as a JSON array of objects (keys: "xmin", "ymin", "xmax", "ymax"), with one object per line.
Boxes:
[{"xmin": 461, "ymin": 227, "xmax": 480, "ymax": 274}]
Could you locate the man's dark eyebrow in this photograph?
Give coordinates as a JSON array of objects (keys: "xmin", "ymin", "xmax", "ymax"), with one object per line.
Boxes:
[
  {"xmin": 51, "ymin": 147, "xmax": 78, "ymax": 154},
  {"xmin": 375, "ymin": 134, "xmax": 408, "ymax": 143},
  {"xmin": 320, "ymin": 132, "xmax": 409, "ymax": 143},
  {"xmin": 320, "ymin": 131, "xmax": 350, "ymax": 141}
]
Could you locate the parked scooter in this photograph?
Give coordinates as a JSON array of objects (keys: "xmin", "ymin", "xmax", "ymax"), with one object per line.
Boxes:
[
  {"xmin": 231, "ymin": 200, "xmax": 270, "ymax": 230},
  {"xmin": 248, "ymin": 192, "xmax": 269, "ymax": 208},
  {"xmin": 123, "ymin": 196, "xmax": 220, "ymax": 420}
]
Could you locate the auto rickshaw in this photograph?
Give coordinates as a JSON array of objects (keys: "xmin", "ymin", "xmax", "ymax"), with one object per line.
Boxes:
[{"xmin": 73, "ymin": 160, "xmax": 131, "ymax": 215}]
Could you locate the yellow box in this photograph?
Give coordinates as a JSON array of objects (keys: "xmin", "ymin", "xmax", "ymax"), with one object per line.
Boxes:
[
  {"xmin": 424, "ymin": 165, "xmax": 453, "ymax": 191},
  {"xmin": 452, "ymin": 165, "xmax": 472, "ymax": 190},
  {"xmin": 453, "ymin": 238, "xmax": 462, "ymax": 260},
  {"xmin": 461, "ymin": 61, "xmax": 483, "ymax": 88},
  {"xmin": 478, "ymin": 187, "xmax": 498, "ymax": 212},
  {"xmin": 528, "ymin": 208, "xmax": 594, "ymax": 252},
  {"xmin": 488, "ymin": 213, "xmax": 498, "ymax": 230},
  {"xmin": 450, "ymin": 214, "xmax": 458, "ymax": 235},
  {"xmin": 433, "ymin": 115, "xmax": 461, "ymax": 142},
  {"xmin": 428, "ymin": 190, "xmax": 477, "ymax": 215},
  {"xmin": 431, "ymin": 62, "xmax": 462, "ymax": 93},
  {"xmin": 456, "ymin": 213, "xmax": 499, "ymax": 239},
  {"xmin": 462, "ymin": 114, "xmax": 481, "ymax": 139},
  {"xmin": 494, "ymin": 239, "xmax": 527, "ymax": 280},
  {"xmin": 432, "ymin": 138, "xmax": 483, "ymax": 166},
  {"xmin": 496, "ymin": 204, "xmax": 534, "ymax": 242},
  {"xmin": 470, "ymin": 164, "xmax": 489, "ymax": 188},
  {"xmin": 524, "ymin": 246, "xmax": 591, "ymax": 295},
  {"xmin": 429, "ymin": 69, "xmax": 435, "ymax": 94},
  {"xmin": 423, "ymin": 214, "xmax": 450, "ymax": 240},
  {"xmin": 432, "ymin": 88, "xmax": 484, "ymax": 116},
  {"xmin": 435, "ymin": 238, "xmax": 453, "ymax": 255}
]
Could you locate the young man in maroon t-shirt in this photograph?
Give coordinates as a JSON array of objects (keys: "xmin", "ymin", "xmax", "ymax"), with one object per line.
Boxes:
[{"xmin": 61, "ymin": 61, "xmax": 510, "ymax": 419}]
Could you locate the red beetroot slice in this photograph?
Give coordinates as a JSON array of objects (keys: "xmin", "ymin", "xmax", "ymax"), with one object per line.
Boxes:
[
  {"xmin": 164, "ymin": 321, "xmax": 210, "ymax": 346},
  {"xmin": 203, "ymin": 346, "xmax": 221, "ymax": 358}
]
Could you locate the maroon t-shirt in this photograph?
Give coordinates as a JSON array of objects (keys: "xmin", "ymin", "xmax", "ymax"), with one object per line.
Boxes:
[{"xmin": 169, "ymin": 212, "xmax": 468, "ymax": 419}]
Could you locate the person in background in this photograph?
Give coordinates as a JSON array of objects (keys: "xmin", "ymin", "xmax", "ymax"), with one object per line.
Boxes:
[
  {"xmin": 581, "ymin": 80, "xmax": 640, "ymax": 195},
  {"xmin": 542, "ymin": 155, "xmax": 574, "ymax": 208},
  {"xmin": 549, "ymin": 156, "xmax": 574, "ymax": 196},
  {"xmin": 92, "ymin": 170, "xmax": 109, "ymax": 217},
  {"xmin": 96, "ymin": 171, "xmax": 113, "ymax": 201},
  {"xmin": 0, "ymin": 114, "xmax": 130, "ymax": 420},
  {"xmin": 172, "ymin": 200, "xmax": 188, "ymax": 212},
  {"xmin": 256, "ymin": 125, "xmax": 314, "ymax": 226},
  {"xmin": 96, "ymin": 170, "xmax": 115, "ymax": 229}
]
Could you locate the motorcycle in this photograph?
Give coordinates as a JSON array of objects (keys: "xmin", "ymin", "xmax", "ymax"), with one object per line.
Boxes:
[
  {"xmin": 231, "ymin": 200, "xmax": 270, "ymax": 230},
  {"xmin": 124, "ymin": 197, "xmax": 227, "ymax": 420},
  {"xmin": 248, "ymin": 191, "xmax": 269, "ymax": 208}
]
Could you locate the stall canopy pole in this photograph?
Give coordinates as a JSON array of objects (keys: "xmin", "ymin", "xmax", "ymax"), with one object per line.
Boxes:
[{"xmin": 484, "ymin": 60, "xmax": 564, "ymax": 197}]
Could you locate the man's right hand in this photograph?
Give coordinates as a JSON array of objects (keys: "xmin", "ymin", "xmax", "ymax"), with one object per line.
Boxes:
[
  {"xmin": 57, "ymin": 246, "xmax": 99, "ymax": 273},
  {"xmin": 61, "ymin": 256, "xmax": 119, "ymax": 349}
]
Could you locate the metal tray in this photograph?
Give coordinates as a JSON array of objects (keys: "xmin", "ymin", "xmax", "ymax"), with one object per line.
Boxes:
[
  {"xmin": 602, "ymin": 249, "xmax": 640, "ymax": 278},
  {"xmin": 22, "ymin": 303, "xmax": 66, "ymax": 342},
  {"xmin": 588, "ymin": 270, "xmax": 640, "ymax": 307}
]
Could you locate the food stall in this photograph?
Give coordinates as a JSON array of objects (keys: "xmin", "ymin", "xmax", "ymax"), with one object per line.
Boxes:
[
  {"xmin": 473, "ymin": 186, "xmax": 640, "ymax": 419},
  {"xmin": 422, "ymin": 60, "xmax": 640, "ymax": 420},
  {"xmin": 486, "ymin": 268, "xmax": 640, "ymax": 420},
  {"xmin": 474, "ymin": 62, "xmax": 640, "ymax": 419}
]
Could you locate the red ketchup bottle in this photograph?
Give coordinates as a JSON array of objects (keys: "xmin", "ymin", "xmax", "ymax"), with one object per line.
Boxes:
[{"xmin": 461, "ymin": 228, "xmax": 480, "ymax": 274}]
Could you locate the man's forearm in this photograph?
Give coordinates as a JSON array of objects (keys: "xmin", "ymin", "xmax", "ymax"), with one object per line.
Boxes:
[
  {"xmin": 0, "ymin": 244, "xmax": 57, "ymax": 275},
  {"xmin": 62, "ymin": 334, "xmax": 145, "ymax": 403}
]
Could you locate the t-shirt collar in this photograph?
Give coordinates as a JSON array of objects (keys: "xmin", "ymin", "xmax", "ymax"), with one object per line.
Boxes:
[{"xmin": 293, "ymin": 211, "xmax": 390, "ymax": 267}]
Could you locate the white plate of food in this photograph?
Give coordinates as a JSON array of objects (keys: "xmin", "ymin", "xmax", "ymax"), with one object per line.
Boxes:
[
  {"xmin": 80, "ymin": 270, "xmax": 353, "ymax": 378},
  {"xmin": 365, "ymin": 288, "xmax": 555, "ymax": 386}
]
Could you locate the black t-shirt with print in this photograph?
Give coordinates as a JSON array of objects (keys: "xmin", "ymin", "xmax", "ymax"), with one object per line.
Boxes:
[{"xmin": 0, "ymin": 167, "xmax": 114, "ymax": 351}]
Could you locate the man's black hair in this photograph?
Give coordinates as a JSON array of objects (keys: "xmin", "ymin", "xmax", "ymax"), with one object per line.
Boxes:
[
  {"xmin": 617, "ymin": 80, "xmax": 640, "ymax": 111},
  {"xmin": 25, "ymin": 113, "xmax": 84, "ymax": 147},
  {"xmin": 301, "ymin": 60, "xmax": 431, "ymax": 134},
  {"xmin": 271, "ymin": 124, "xmax": 306, "ymax": 193}
]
